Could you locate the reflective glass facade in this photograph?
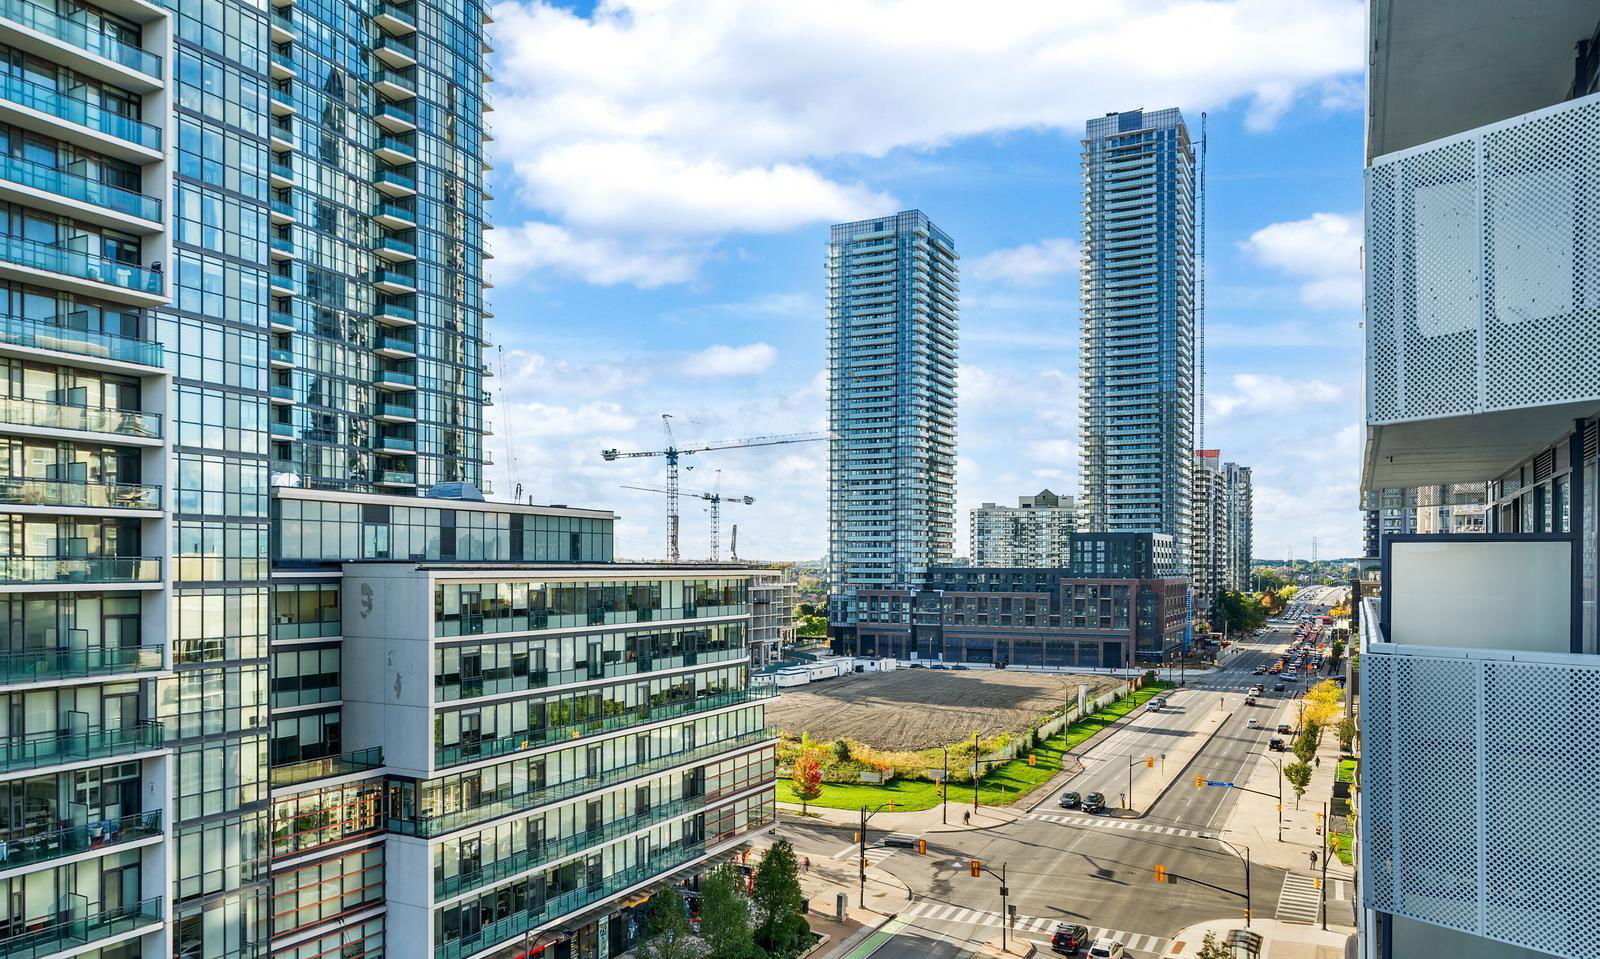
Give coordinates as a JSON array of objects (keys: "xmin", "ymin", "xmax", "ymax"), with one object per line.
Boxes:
[
  {"xmin": 1078, "ymin": 108, "xmax": 1194, "ymax": 558},
  {"xmin": 826, "ymin": 209, "xmax": 958, "ymax": 634}
]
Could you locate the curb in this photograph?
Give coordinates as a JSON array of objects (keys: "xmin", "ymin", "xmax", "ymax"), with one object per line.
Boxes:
[
  {"xmin": 1124, "ymin": 709, "xmax": 1234, "ymax": 820},
  {"xmin": 1022, "ymin": 687, "xmax": 1168, "ymax": 814}
]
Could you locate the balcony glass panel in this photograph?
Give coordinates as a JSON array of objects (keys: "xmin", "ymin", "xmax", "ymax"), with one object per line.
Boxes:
[
  {"xmin": 0, "ymin": 315, "xmax": 162, "ymax": 366},
  {"xmin": 0, "ymin": 720, "xmax": 164, "ymax": 773},
  {"xmin": 268, "ymin": 746, "xmax": 382, "ymax": 787},
  {"xmin": 0, "ymin": 555, "xmax": 160, "ymax": 585},
  {"xmin": 0, "ymin": 72, "xmax": 161, "ymax": 149},
  {"xmin": 0, "ymin": 809, "xmax": 161, "ymax": 871},
  {"xmin": 0, "ymin": 643, "xmax": 162, "ymax": 683},
  {"xmin": 0, "ymin": 152, "xmax": 160, "ymax": 221},
  {"xmin": 0, "ymin": 0, "xmax": 162, "ymax": 76},
  {"xmin": 0, "ymin": 235, "xmax": 162, "ymax": 294},
  {"xmin": 0, "ymin": 897, "xmax": 162, "ymax": 959},
  {"xmin": 0, "ymin": 395, "xmax": 159, "ymax": 437}
]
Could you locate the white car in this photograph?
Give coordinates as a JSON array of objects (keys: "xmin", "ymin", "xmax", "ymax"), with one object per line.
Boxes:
[
  {"xmin": 1088, "ymin": 939, "xmax": 1127, "ymax": 959},
  {"xmin": 1247, "ymin": 718, "xmax": 1261, "ymax": 729}
]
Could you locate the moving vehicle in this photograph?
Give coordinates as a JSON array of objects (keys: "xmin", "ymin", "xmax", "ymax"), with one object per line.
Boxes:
[
  {"xmin": 1051, "ymin": 922, "xmax": 1091, "ymax": 955},
  {"xmin": 1244, "ymin": 696, "xmax": 1256, "ymax": 706},
  {"xmin": 1274, "ymin": 682, "xmax": 1286, "ymax": 692},
  {"xmin": 1083, "ymin": 792, "xmax": 1106, "ymax": 814},
  {"xmin": 1087, "ymin": 939, "xmax": 1127, "ymax": 959},
  {"xmin": 1059, "ymin": 791, "xmax": 1081, "ymax": 809},
  {"xmin": 1253, "ymin": 665, "xmax": 1266, "ymax": 675},
  {"xmin": 1269, "ymin": 738, "xmax": 1285, "ymax": 751},
  {"xmin": 1247, "ymin": 717, "xmax": 1261, "ymax": 729},
  {"xmin": 1278, "ymin": 724, "xmax": 1293, "ymax": 734}
]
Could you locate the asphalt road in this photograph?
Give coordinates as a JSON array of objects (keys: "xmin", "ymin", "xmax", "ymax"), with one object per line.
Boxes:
[{"xmin": 854, "ymin": 627, "xmax": 1311, "ymax": 958}]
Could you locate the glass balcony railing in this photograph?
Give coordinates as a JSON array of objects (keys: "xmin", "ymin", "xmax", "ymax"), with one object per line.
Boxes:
[
  {"xmin": 375, "ymin": 34, "xmax": 416, "ymax": 61},
  {"xmin": 0, "ymin": 556, "xmax": 160, "ymax": 586},
  {"xmin": 373, "ymin": 67, "xmax": 415, "ymax": 93},
  {"xmin": 0, "ymin": 896, "xmax": 162, "ymax": 959},
  {"xmin": 270, "ymin": 347, "xmax": 293, "ymax": 364},
  {"xmin": 0, "ymin": 644, "xmax": 161, "ymax": 684},
  {"xmin": 434, "ymin": 828, "xmax": 771, "ymax": 959},
  {"xmin": 270, "ymin": 88, "xmax": 293, "ymax": 109},
  {"xmin": 270, "ymin": 385, "xmax": 293, "ymax": 401},
  {"xmin": 0, "ymin": 152, "xmax": 160, "ymax": 221},
  {"xmin": 374, "ymin": 168, "xmax": 415, "ymax": 192},
  {"xmin": 0, "ymin": 395, "xmax": 159, "ymax": 438},
  {"xmin": 0, "ymin": 809, "xmax": 161, "ymax": 872},
  {"xmin": 271, "ymin": 50, "xmax": 294, "ymax": 73},
  {"xmin": 435, "ymin": 686, "xmax": 775, "ymax": 768},
  {"xmin": 375, "ymin": 235, "xmax": 415, "ymax": 257},
  {"xmin": 374, "ymin": 301, "xmax": 414, "ymax": 321},
  {"xmin": 0, "ymin": 0, "xmax": 162, "ymax": 77},
  {"xmin": 0, "ymin": 475, "xmax": 160, "ymax": 510},
  {"xmin": 375, "ymin": 469, "xmax": 414, "ymax": 484},
  {"xmin": 269, "ymin": 421, "xmax": 292, "ymax": 438},
  {"xmin": 373, "ymin": 201, "xmax": 415, "ymax": 222},
  {"xmin": 271, "ymin": 199, "xmax": 294, "ymax": 218},
  {"xmin": 0, "ymin": 235, "xmax": 162, "ymax": 295},
  {"xmin": 269, "ymin": 310, "xmax": 295, "ymax": 330},
  {"xmin": 378, "ymin": 336, "xmax": 415, "ymax": 354},
  {"xmin": 0, "ymin": 72, "xmax": 161, "ymax": 150},
  {"xmin": 379, "ymin": 435, "xmax": 414, "ymax": 452},
  {"xmin": 0, "ymin": 315, "xmax": 162, "ymax": 366},
  {"xmin": 374, "ymin": 2, "xmax": 416, "ymax": 28},
  {"xmin": 270, "ymin": 9, "xmax": 293, "ymax": 33},
  {"xmin": 270, "ymin": 237, "xmax": 293, "ymax": 255},
  {"xmin": 374, "ymin": 369, "xmax": 414, "ymax": 387},
  {"xmin": 0, "ymin": 720, "xmax": 164, "ymax": 773},
  {"xmin": 390, "ymin": 728, "xmax": 777, "ymax": 838},
  {"xmin": 374, "ymin": 268, "xmax": 414, "ymax": 289},
  {"xmin": 268, "ymin": 746, "xmax": 382, "ymax": 788},
  {"xmin": 375, "ymin": 101, "xmax": 415, "ymax": 125},
  {"xmin": 434, "ymin": 790, "xmax": 727, "ymax": 899},
  {"xmin": 379, "ymin": 402, "xmax": 414, "ymax": 418}
]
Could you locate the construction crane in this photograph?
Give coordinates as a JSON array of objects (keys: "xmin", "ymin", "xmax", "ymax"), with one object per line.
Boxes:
[
  {"xmin": 602, "ymin": 413, "xmax": 823, "ymax": 561},
  {"xmin": 620, "ymin": 480, "xmax": 752, "ymax": 563}
]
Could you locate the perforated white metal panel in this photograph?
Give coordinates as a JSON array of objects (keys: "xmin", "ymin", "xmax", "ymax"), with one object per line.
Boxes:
[
  {"xmin": 1363, "ymin": 644, "xmax": 1600, "ymax": 957},
  {"xmin": 1366, "ymin": 92, "xmax": 1600, "ymax": 425}
]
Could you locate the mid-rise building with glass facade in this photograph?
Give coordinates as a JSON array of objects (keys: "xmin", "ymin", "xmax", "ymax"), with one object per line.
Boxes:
[
  {"xmin": 826, "ymin": 209, "xmax": 958, "ymax": 642},
  {"xmin": 1077, "ymin": 108, "xmax": 1195, "ymax": 560},
  {"xmin": 969, "ymin": 490, "xmax": 1076, "ymax": 568}
]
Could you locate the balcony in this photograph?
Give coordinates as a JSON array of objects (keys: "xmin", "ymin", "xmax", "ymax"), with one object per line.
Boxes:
[
  {"xmin": 375, "ymin": 333, "xmax": 415, "ymax": 356},
  {"xmin": 1363, "ymin": 93, "xmax": 1600, "ymax": 491},
  {"xmin": 269, "ymin": 272, "xmax": 293, "ymax": 294},
  {"xmin": 269, "ymin": 8, "xmax": 293, "ymax": 41},
  {"xmin": 0, "ymin": 0, "xmax": 162, "ymax": 81},
  {"xmin": 373, "ymin": 166, "xmax": 416, "ymax": 197},
  {"xmin": 373, "ymin": 368, "xmax": 415, "ymax": 390},
  {"xmin": 270, "ymin": 49, "xmax": 295, "ymax": 79},
  {"xmin": 0, "ymin": 476, "xmax": 160, "ymax": 511},
  {"xmin": 373, "ymin": 1, "xmax": 416, "ymax": 35},
  {"xmin": 269, "ymin": 236, "xmax": 293, "ymax": 260},
  {"xmin": 270, "ymin": 199, "xmax": 294, "ymax": 223},
  {"xmin": 373, "ymin": 100, "xmax": 415, "ymax": 132},
  {"xmin": 372, "ymin": 200, "xmax": 415, "ymax": 228},
  {"xmin": 0, "ymin": 644, "xmax": 162, "ymax": 685},
  {"xmin": 376, "ymin": 401, "xmax": 415, "ymax": 422},
  {"xmin": 269, "ymin": 86, "xmax": 294, "ymax": 115},
  {"xmin": 270, "ymin": 347, "xmax": 294, "ymax": 367},
  {"xmin": 373, "ymin": 301, "xmax": 415, "ymax": 326},
  {"xmin": 373, "ymin": 33, "xmax": 416, "ymax": 67},
  {"xmin": 373, "ymin": 133, "xmax": 415, "ymax": 164},
  {"xmin": 0, "ymin": 556, "xmax": 161, "ymax": 587},
  {"xmin": 434, "ymin": 827, "xmax": 770, "ymax": 959},
  {"xmin": 0, "ymin": 315, "xmax": 162, "ymax": 368},
  {"xmin": 378, "ymin": 435, "xmax": 415, "ymax": 453},
  {"xmin": 0, "ymin": 71, "xmax": 161, "ymax": 154},
  {"xmin": 0, "ymin": 395, "xmax": 160, "ymax": 440},
  {"xmin": 0, "ymin": 809, "xmax": 161, "ymax": 873},
  {"xmin": 0, "ymin": 235, "xmax": 162, "ymax": 299},
  {"xmin": 434, "ymin": 685, "xmax": 775, "ymax": 769},
  {"xmin": 270, "ymin": 421, "xmax": 293, "ymax": 438},
  {"xmin": 0, "ymin": 151, "xmax": 160, "ymax": 225},
  {"xmin": 0, "ymin": 896, "xmax": 162, "ymax": 959},
  {"xmin": 373, "ymin": 267, "xmax": 415, "ymax": 293},
  {"xmin": 270, "ymin": 119, "xmax": 292, "ymax": 149},
  {"xmin": 270, "ymin": 384, "xmax": 293, "ymax": 404},
  {"xmin": 0, "ymin": 720, "xmax": 164, "ymax": 773},
  {"xmin": 269, "ymin": 159, "xmax": 292, "ymax": 186},
  {"xmin": 374, "ymin": 234, "xmax": 415, "ymax": 261},
  {"xmin": 269, "ymin": 310, "xmax": 295, "ymax": 332},
  {"xmin": 389, "ymin": 728, "xmax": 776, "ymax": 838},
  {"xmin": 372, "ymin": 67, "xmax": 415, "ymax": 100},
  {"xmin": 268, "ymin": 746, "xmax": 383, "ymax": 788},
  {"xmin": 374, "ymin": 469, "xmax": 414, "ymax": 486}
]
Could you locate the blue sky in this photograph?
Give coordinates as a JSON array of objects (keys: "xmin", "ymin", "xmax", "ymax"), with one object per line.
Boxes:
[{"xmin": 481, "ymin": 0, "xmax": 1368, "ymax": 562}]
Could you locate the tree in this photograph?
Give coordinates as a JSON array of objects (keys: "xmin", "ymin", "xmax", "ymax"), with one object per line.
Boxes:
[
  {"xmin": 790, "ymin": 752, "xmax": 823, "ymax": 815},
  {"xmin": 701, "ymin": 863, "xmax": 764, "ymax": 959},
  {"xmin": 1293, "ymin": 722, "xmax": 1320, "ymax": 765},
  {"xmin": 1303, "ymin": 680, "xmax": 1344, "ymax": 728},
  {"xmin": 1337, "ymin": 716, "xmax": 1358, "ymax": 752},
  {"xmin": 831, "ymin": 738, "xmax": 852, "ymax": 764},
  {"xmin": 1196, "ymin": 930, "xmax": 1232, "ymax": 959},
  {"xmin": 753, "ymin": 839, "xmax": 808, "ymax": 954},
  {"xmin": 639, "ymin": 884, "xmax": 703, "ymax": 959},
  {"xmin": 1217, "ymin": 590, "xmax": 1267, "ymax": 634},
  {"xmin": 1284, "ymin": 761, "xmax": 1313, "ymax": 809}
]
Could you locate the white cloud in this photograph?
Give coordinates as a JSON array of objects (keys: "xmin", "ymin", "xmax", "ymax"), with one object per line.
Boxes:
[
  {"xmin": 682, "ymin": 343, "xmax": 778, "ymax": 376},
  {"xmin": 970, "ymin": 238, "xmax": 1079, "ymax": 286},
  {"xmin": 489, "ymin": 0, "xmax": 1366, "ymax": 287},
  {"xmin": 507, "ymin": 400, "xmax": 639, "ymax": 437},
  {"xmin": 487, "ymin": 221, "xmax": 706, "ymax": 288},
  {"xmin": 1211, "ymin": 373, "xmax": 1344, "ymax": 418},
  {"xmin": 1239, "ymin": 212, "xmax": 1363, "ymax": 308}
]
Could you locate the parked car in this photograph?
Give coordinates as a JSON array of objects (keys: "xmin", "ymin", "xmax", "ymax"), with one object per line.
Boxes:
[
  {"xmin": 1051, "ymin": 922, "xmax": 1091, "ymax": 955},
  {"xmin": 1278, "ymin": 724, "xmax": 1293, "ymax": 734},
  {"xmin": 1058, "ymin": 791, "xmax": 1081, "ymax": 809},
  {"xmin": 1269, "ymin": 738, "xmax": 1285, "ymax": 751},
  {"xmin": 1087, "ymin": 939, "xmax": 1127, "ymax": 959},
  {"xmin": 1083, "ymin": 792, "xmax": 1106, "ymax": 814}
]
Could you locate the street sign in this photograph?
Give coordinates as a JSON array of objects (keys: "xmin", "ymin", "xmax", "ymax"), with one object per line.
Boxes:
[{"xmin": 1204, "ymin": 779, "xmax": 1236, "ymax": 789}]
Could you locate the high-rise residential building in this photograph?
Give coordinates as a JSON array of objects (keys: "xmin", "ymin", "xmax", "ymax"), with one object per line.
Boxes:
[
  {"xmin": 1361, "ymin": 483, "xmax": 1486, "ymax": 557},
  {"xmin": 1077, "ymin": 108, "xmax": 1195, "ymax": 559},
  {"xmin": 1221, "ymin": 461, "xmax": 1252, "ymax": 590},
  {"xmin": 826, "ymin": 210, "xmax": 958, "ymax": 643},
  {"xmin": 0, "ymin": 0, "xmax": 778, "ymax": 956},
  {"xmin": 969, "ymin": 489, "xmax": 1076, "ymax": 568},
  {"xmin": 1189, "ymin": 451, "xmax": 1226, "ymax": 617},
  {"xmin": 1358, "ymin": 5, "xmax": 1600, "ymax": 958},
  {"xmin": 748, "ymin": 563, "xmax": 797, "ymax": 666}
]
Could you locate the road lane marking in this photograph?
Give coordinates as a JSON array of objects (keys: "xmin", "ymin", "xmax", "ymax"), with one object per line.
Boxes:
[
  {"xmin": 901, "ymin": 901, "xmax": 1170, "ymax": 957},
  {"xmin": 1276, "ymin": 873, "xmax": 1322, "ymax": 924},
  {"xmin": 1026, "ymin": 811, "xmax": 1207, "ymax": 840}
]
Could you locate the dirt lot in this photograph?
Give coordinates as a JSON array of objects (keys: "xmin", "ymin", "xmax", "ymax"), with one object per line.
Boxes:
[{"xmin": 766, "ymin": 668, "xmax": 1125, "ymax": 750}]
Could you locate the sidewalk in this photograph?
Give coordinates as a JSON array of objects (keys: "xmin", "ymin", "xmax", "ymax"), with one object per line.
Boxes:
[
  {"xmin": 746, "ymin": 826, "xmax": 912, "ymax": 959},
  {"xmin": 1163, "ymin": 918, "xmax": 1351, "ymax": 958},
  {"xmin": 781, "ymin": 800, "xmax": 1025, "ymax": 836}
]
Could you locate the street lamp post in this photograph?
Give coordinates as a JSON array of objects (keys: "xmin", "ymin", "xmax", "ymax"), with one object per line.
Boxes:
[
  {"xmin": 1269, "ymin": 757, "xmax": 1283, "ymax": 842},
  {"xmin": 941, "ymin": 745, "xmax": 949, "ymax": 825},
  {"xmin": 972, "ymin": 729, "xmax": 980, "ymax": 814},
  {"xmin": 1213, "ymin": 839, "xmax": 1253, "ymax": 928}
]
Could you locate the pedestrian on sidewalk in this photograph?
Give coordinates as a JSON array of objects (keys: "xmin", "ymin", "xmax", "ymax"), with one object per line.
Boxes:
[
  {"xmin": 1310, "ymin": 851, "xmax": 1319, "ymax": 868},
  {"xmin": 963, "ymin": 810, "xmax": 970, "ymax": 826},
  {"xmin": 803, "ymin": 856, "xmax": 810, "ymax": 873}
]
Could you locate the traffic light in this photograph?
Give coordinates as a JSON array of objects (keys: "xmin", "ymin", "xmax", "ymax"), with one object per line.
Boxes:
[
  {"xmin": 1028, "ymin": 753, "xmax": 1036, "ymax": 767},
  {"xmin": 1145, "ymin": 755, "xmax": 1155, "ymax": 769},
  {"xmin": 1194, "ymin": 775, "xmax": 1204, "ymax": 788},
  {"xmin": 970, "ymin": 860, "xmax": 981, "ymax": 878},
  {"xmin": 1153, "ymin": 864, "xmax": 1167, "ymax": 884},
  {"xmin": 1314, "ymin": 878, "xmax": 1323, "ymax": 889},
  {"xmin": 917, "ymin": 839, "xmax": 927, "ymax": 855}
]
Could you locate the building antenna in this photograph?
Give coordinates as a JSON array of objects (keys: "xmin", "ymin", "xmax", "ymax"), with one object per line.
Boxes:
[{"xmin": 1196, "ymin": 111, "xmax": 1207, "ymax": 452}]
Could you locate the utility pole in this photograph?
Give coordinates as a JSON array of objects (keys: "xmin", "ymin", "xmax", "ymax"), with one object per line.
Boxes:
[
  {"xmin": 941, "ymin": 745, "xmax": 949, "ymax": 825},
  {"xmin": 1321, "ymin": 800, "xmax": 1330, "ymax": 930},
  {"xmin": 972, "ymin": 729, "xmax": 980, "ymax": 813},
  {"xmin": 1128, "ymin": 754, "xmax": 1135, "ymax": 810},
  {"xmin": 858, "ymin": 805, "xmax": 867, "ymax": 908}
]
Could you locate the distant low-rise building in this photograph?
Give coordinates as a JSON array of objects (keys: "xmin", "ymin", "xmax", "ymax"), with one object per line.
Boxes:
[
  {"xmin": 970, "ymin": 489, "xmax": 1077, "ymax": 567},
  {"xmin": 749, "ymin": 564, "xmax": 799, "ymax": 666}
]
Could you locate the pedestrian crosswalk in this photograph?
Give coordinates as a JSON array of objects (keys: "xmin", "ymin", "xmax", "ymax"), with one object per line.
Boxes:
[
  {"xmin": 899, "ymin": 900, "xmax": 1170, "ymax": 956},
  {"xmin": 1276, "ymin": 873, "xmax": 1322, "ymax": 924},
  {"xmin": 1026, "ymin": 811, "xmax": 1207, "ymax": 840},
  {"xmin": 827, "ymin": 843, "xmax": 895, "ymax": 867}
]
